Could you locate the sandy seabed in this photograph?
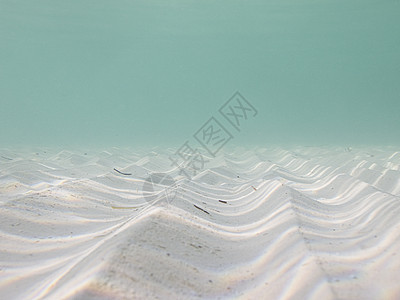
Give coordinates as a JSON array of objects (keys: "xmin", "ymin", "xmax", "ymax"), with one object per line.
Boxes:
[{"xmin": 0, "ymin": 146, "xmax": 399, "ymax": 300}]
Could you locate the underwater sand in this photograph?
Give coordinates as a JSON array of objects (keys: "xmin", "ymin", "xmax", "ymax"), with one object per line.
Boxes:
[{"xmin": 1, "ymin": 146, "xmax": 399, "ymax": 299}]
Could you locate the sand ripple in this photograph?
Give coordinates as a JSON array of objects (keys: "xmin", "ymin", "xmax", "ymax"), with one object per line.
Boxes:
[{"xmin": 0, "ymin": 146, "xmax": 399, "ymax": 299}]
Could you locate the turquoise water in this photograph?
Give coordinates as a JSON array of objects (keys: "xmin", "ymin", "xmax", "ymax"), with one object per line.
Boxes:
[{"xmin": 1, "ymin": 0, "xmax": 399, "ymax": 148}]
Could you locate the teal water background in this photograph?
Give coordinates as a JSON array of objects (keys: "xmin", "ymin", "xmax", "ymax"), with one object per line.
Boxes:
[{"xmin": 1, "ymin": 0, "xmax": 399, "ymax": 148}]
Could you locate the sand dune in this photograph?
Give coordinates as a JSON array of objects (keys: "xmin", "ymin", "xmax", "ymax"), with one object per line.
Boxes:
[{"xmin": 0, "ymin": 146, "xmax": 399, "ymax": 299}]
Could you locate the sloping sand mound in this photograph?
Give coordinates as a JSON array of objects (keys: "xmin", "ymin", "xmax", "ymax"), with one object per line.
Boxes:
[{"xmin": 1, "ymin": 146, "xmax": 399, "ymax": 299}]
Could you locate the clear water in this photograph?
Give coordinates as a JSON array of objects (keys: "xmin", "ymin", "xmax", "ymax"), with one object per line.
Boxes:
[
  {"xmin": 1, "ymin": 0, "xmax": 399, "ymax": 148},
  {"xmin": 1, "ymin": 2, "xmax": 400, "ymax": 298}
]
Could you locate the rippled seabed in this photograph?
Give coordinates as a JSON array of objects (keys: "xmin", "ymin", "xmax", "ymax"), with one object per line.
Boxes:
[{"xmin": 0, "ymin": 146, "xmax": 399, "ymax": 299}]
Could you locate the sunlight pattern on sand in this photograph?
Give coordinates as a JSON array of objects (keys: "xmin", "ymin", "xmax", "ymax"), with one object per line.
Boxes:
[{"xmin": 0, "ymin": 146, "xmax": 399, "ymax": 299}]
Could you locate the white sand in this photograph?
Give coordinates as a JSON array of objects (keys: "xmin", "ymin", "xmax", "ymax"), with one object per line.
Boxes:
[{"xmin": 0, "ymin": 146, "xmax": 400, "ymax": 299}]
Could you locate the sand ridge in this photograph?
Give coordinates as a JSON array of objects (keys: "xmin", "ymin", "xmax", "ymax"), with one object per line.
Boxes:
[{"xmin": 0, "ymin": 146, "xmax": 399, "ymax": 299}]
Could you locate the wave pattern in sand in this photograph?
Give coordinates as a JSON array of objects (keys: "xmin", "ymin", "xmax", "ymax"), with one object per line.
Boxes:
[{"xmin": 0, "ymin": 146, "xmax": 400, "ymax": 299}]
